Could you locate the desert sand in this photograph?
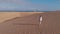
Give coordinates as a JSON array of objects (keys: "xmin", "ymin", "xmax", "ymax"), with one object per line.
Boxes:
[
  {"xmin": 0, "ymin": 12, "xmax": 43, "ymax": 23},
  {"xmin": 0, "ymin": 11, "xmax": 60, "ymax": 34}
]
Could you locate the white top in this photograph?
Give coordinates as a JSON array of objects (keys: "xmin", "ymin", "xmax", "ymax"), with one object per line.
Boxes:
[{"xmin": 39, "ymin": 16, "xmax": 42, "ymax": 24}]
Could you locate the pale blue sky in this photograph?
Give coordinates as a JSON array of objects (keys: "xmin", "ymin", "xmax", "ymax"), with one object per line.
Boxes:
[{"xmin": 0, "ymin": 0, "xmax": 60, "ymax": 11}]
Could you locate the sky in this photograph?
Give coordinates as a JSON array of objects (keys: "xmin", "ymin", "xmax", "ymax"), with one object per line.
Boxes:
[{"xmin": 0, "ymin": 0, "xmax": 60, "ymax": 11}]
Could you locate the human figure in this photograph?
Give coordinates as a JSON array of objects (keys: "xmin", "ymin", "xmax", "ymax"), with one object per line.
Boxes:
[{"xmin": 39, "ymin": 16, "xmax": 42, "ymax": 24}]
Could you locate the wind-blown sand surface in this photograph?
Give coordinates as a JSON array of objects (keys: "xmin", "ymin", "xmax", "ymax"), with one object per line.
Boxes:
[
  {"xmin": 0, "ymin": 12, "xmax": 43, "ymax": 23},
  {"xmin": 0, "ymin": 11, "xmax": 60, "ymax": 34},
  {"xmin": 0, "ymin": 12, "xmax": 20, "ymax": 23},
  {"xmin": 0, "ymin": 13, "xmax": 42, "ymax": 34},
  {"xmin": 0, "ymin": 12, "xmax": 43, "ymax": 34}
]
